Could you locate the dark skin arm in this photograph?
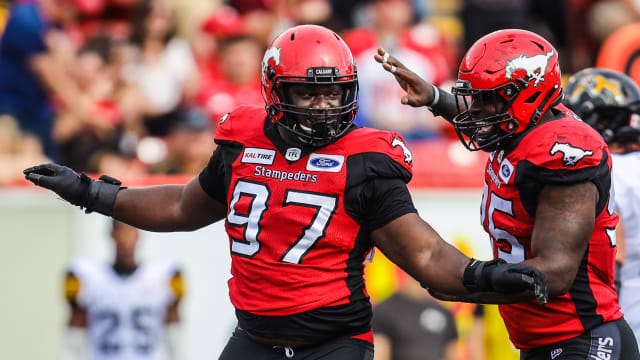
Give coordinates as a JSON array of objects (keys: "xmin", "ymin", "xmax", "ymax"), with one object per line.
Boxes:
[
  {"xmin": 111, "ymin": 176, "xmax": 227, "ymax": 232},
  {"xmin": 525, "ymin": 181, "xmax": 597, "ymax": 295},
  {"xmin": 372, "ymin": 212, "xmax": 537, "ymax": 300},
  {"xmin": 165, "ymin": 301, "xmax": 180, "ymax": 324},
  {"xmin": 68, "ymin": 304, "xmax": 87, "ymax": 328},
  {"xmin": 429, "ymin": 181, "xmax": 598, "ymax": 303},
  {"xmin": 371, "ymin": 213, "xmax": 468, "ymax": 294}
]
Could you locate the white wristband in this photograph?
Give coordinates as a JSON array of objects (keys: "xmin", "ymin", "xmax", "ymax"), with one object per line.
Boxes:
[{"xmin": 429, "ymin": 84, "xmax": 440, "ymax": 106}]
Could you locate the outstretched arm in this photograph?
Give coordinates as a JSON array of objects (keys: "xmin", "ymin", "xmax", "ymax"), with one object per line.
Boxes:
[
  {"xmin": 112, "ymin": 177, "xmax": 226, "ymax": 232},
  {"xmin": 427, "ymin": 181, "xmax": 600, "ymax": 304},
  {"xmin": 374, "ymin": 48, "xmax": 461, "ymax": 121},
  {"xmin": 371, "ymin": 212, "xmax": 547, "ymax": 304},
  {"xmin": 24, "ymin": 164, "xmax": 226, "ymax": 232}
]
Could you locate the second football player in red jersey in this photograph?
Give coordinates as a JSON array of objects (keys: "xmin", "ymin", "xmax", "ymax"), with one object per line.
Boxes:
[
  {"xmin": 24, "ymin": 25, "xmax": 546, "ymax": 359},
  {"xmin": 377, "ymin": 29, "xmax": 640, "ymax": 359}
]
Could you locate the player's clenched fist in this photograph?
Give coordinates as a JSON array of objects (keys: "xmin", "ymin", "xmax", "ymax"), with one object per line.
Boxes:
[{"xmin": 464, "ymin": 258, "xmax": 548, "ymax": 305}]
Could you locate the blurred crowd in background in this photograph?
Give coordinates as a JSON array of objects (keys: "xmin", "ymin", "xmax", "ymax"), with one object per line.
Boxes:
[
  {"xmin": 3, "ymin": 0, "xmax": 640, "ymax": 184},
  {"xmin": 4, "ymin": 1, "xmax": 640, "ymax": 359}
]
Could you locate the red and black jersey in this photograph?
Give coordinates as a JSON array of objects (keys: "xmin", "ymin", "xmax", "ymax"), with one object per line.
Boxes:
[
  {"xmin": 198, "ymin": 105, "xmax": 415, "ymax": 342},
  {"xmin": 481, "ymin": 104, "xmax": 622, "ymax": 350}
]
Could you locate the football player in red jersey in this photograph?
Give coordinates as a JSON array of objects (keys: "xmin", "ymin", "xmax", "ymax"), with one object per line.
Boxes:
[
  {"xmin": 376, "ymin": 29, "xmax": 640, "ymax": 359},
  {"xmin": 24, "ymin": 25, "xmax": 547, "ymax": 360}
]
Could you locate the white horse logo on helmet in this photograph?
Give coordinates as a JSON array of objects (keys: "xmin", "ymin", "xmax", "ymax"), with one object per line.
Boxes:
[
  {"xmin": 505, "ymin": 50, "xmax": 554, "ymax": 87},
  {"xmin": 262, "ymin": 46, "xmax": 281, "ymax": 75}
]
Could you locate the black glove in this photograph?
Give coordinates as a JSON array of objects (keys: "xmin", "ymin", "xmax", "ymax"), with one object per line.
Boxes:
[
  {"xmin": 463, "ymin": 258, "xmax": 548, "ymax": 305},
  {"xmin": 23, "ymin": 163, "xmax": 124, "ymax": 216}
]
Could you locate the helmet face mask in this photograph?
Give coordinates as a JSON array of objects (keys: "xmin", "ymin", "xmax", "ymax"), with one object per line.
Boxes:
[
  {"xmin": 564, "ymin": 68, "xmax": 640, "ymax": 143},
  {"xmin": 262, "ymin": 25, "xmax": 359, "ymax": 147},
  {"xmin": 452, "ymin": 29, "xmax": 562, "ymax": 152},
  {"xmin": 452, "ymin": 81, "xmax": 521, "ymax": 151}
]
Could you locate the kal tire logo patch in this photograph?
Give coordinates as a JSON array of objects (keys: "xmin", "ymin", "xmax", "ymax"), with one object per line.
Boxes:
[{"xmin": 242, "ymin": 148, "xmax": 276, "ymax": 165}]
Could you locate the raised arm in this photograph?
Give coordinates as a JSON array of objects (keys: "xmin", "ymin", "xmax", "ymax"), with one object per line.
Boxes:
[
  {"xmin": 371, "ymin": 212, "xmax": 547, "ymax": 304},
  {"xmin": 23, "ymin": 163, "xmax": 226, "ymax": 232},
  {"xmin": 374, "ymin": 48, "xmax": 461, "ymax": 121}
]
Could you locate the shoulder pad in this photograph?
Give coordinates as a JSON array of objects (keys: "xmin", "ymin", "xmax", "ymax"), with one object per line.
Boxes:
[
  {"xmin": 340, "ymin": 128, "xmax": 413, "ymax": 183},
  {"xmin": 346, "ymin": 128, "xmax": 413, "ymax": 170},
  {"xmin": 519, "ymin": 115, "xmax": 607, "ymax": 171},
  {"xmin": 214, "ymin": 105, "xmax": 267, "ymax": 144},
  {"xmin": 170, "ymin": 271, "xmax": 185, "ymax": 301},
  {"xmin": 64, "ymin": 271, "xmax": 81, "ymax": 303}
]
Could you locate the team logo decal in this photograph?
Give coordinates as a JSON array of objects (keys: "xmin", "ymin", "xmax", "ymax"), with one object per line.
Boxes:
[
  {"xmin": 241, "ymin": 148, "xmax": 276, "ymax": 165},
  {"xmin": 574, "ymin": 74, "xmax": 623, "ymax": 102},
  {"xmin": 285, "ymin": 148, "xmax": 302, "ymax": 161},
  {"xmin": 219, "ymin": 112, "xmax": 230, "ymax": 125},
  {"xmin": 306, "ymin": 153, "xmax": 344, "ymax": 172},
  {"xmin": 262, "ymin": 46, "xmax": 281, "ymax": 74},
  {"xmin": 549, "ymin": 142, "xmax": 594, "ymax": 167},
  {"xmin": 550, "ymin": 348, "xmax": 563, "ymax": 359},
  {"xmin": 505, "ymin": 50, "xmax": 554, "ymax": 87},
  {"xmin": 499, "ymin": 158, "xmax": 514, "ymax": 184},
  {"xmin": 391, "ymin": 137, "xmax": 412, "ymax": 164}
]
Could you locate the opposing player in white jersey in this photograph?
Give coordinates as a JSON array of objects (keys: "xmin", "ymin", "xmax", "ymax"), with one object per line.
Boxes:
[
  {"xmin": 565, "ymin": 67, "xmax": 640, "ymax": 350},
  {"xmin": 62, "ymin": 220, "xmax": 184, "ymax": 360},
  {"xmin": 610, "ymin": 131, "xmax": 640, "ymax": 343}
]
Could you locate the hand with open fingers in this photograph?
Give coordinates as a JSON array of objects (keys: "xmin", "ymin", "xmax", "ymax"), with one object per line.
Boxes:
[
  {"xmin": 373, "ymin": 48, "xmax": 435, "ymax": 107},
  {"xmin": 24, "ymin": 163, "xmax": 89, "ymax": 206},
  {"xmin": 24, "ymin": 163, "xmax": 123, "ymax": 215}
]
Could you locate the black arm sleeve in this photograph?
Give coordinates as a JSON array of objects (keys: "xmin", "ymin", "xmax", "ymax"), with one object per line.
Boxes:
[
  {"xmin": 198, "ymin": 147, "xmax": 227, "ymax": 203},
  {"xmin": 198, "ymin": 141, "xmax": 243, "ymax": 204},
  {"xmin": 345, "ymin": 176, "xmax": 417, "ymax": 231}
]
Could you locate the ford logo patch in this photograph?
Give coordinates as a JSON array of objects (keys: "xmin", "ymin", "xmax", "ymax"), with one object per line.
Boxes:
[{"xmin": 311, "ymin": 158, "xmax": 340, "ymax": 168}]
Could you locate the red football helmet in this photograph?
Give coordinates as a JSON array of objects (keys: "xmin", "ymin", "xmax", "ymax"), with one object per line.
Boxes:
[
  {"xmin": 452, "ymin": 29, "xmax": 562, "ymax": 151},
  {"xmin": 261, "ymin": 25, "xmax": 359, "ymax": 147}
]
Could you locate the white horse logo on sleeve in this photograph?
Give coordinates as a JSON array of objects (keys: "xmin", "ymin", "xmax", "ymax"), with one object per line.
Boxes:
[
  {"xmin": 391, "ymin": 137, "xmax": 412, "ymax": 164},
  {"xmin": 549, "ymin": 142, "xmax": 593, "ymax": 167},
  {"xmin": 505, "ymin": 50, "xmax": 554, "ymax": 87}
]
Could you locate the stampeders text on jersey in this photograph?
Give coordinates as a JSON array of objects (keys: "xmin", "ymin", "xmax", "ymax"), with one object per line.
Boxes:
[{"xmin": 254, "ymin": 165, "xmax": 318, "ymax": 183}]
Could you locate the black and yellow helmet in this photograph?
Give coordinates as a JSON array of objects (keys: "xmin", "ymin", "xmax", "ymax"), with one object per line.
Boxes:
[{"xmin": 564, "ymin": 68, "xmax": 640, "ymax": 143}]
